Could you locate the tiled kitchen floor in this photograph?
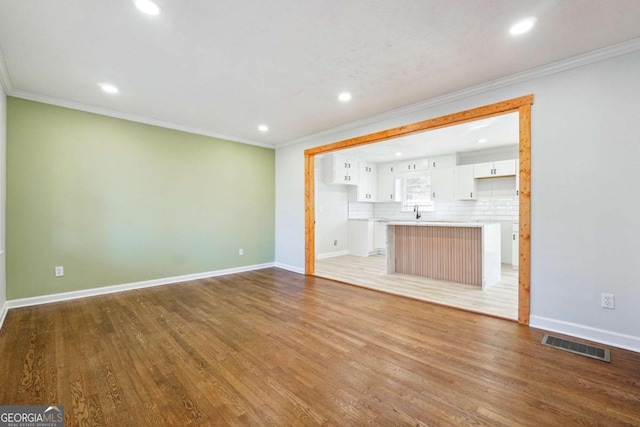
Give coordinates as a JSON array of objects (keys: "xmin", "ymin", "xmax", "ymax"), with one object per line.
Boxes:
[{"xmin": 315, "ymin": 254, "xmax": 518, "ymax": 320}]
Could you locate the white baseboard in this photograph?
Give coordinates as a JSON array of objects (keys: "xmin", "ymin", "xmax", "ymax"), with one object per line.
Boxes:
[
  {"xmin": 274, "ymin": 262, "xmax": 305, "ymax": 275},
  {"xmin": 4, "ymin": 262, "xmax": 275, "ymax": 312},
  {"xmin": 0, "ymin": 302, "xmax": 8, "ymax": 332},
  {"xmin": 530, "ymin": 315, "xmax": 640, "ymax": 354},
  {"xmin": 316, "ymin": 250, "xmax": 349, "ymax": 260}
]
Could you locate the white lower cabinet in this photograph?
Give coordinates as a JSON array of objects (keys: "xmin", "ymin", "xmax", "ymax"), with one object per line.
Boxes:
[
  {"xmin": 373, "ymin": 222, "xmax": 387, "ymax": 252},
  {"xmin": 348, "ymin": 220, "xmax": 374, "ymax": 257}
]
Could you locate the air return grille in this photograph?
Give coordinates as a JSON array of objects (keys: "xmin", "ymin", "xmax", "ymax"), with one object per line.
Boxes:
[{"xmin": 541, "ymin": 334, "xmax": 611, "ymax": 362}]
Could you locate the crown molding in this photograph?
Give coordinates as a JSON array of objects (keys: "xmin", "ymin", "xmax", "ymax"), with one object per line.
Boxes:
[
  {"xmin": 276, "ymin": 37, "xmax": 640, "ymax": 149},
  {"xmin": 8, "ymin": 89, "xmax": 275, "ymax": 149},
  {"xmin": 0, "ymin": 47, "xmax": 13, "ymax": 94}
]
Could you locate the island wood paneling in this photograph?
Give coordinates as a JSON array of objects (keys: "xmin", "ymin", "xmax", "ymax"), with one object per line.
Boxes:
[
  {"xmin": 394, "ymin": 226, "xmax": 482, "ymax": 286},
  {"xmin": 304, "ymin": 95, "xmax": 533, "ymax": 324},
  {"xmin": 1, "ymin": 268, "xmax": 639, "ymax": 426}
]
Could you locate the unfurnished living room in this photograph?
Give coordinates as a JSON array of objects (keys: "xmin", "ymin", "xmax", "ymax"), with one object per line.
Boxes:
[{"xmin": 0, "ymin": 1, "xmax": 639, "ymax": 426}]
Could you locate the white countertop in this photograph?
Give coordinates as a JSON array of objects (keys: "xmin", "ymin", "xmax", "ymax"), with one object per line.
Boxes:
[{"xmin": 387, "ymin": 221, "xmax": 487, "ymax": 228}]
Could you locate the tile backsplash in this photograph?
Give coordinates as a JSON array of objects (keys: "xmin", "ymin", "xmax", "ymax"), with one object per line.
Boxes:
[
  {"xmin": 349, "ymin": 175, "xmax": 519, "ymax": 222},
  {"xmin": 361, "ymin": 199, "xmax": 519, "ymax": 222}
]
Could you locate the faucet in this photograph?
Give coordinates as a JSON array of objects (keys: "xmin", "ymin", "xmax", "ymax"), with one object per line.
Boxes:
[{"xmin": 414, "ymin": 204, "xmax": 421, "ymax": 220}]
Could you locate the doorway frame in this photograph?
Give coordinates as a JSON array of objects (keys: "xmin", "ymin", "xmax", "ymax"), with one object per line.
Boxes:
[{"xmin": 304, "ymin": 95, "xmax": 533, "ymax": 325}]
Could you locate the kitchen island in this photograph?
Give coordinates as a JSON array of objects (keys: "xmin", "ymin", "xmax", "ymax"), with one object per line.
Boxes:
[{"xmin": 387, "ymin": 222, "xmax": 501, "ymax": 290}]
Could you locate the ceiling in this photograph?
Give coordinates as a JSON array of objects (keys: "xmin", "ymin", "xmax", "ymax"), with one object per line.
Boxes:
[
  {"xmin": 1, "ymin": 1, "xmax": 640, "ymax": 147},
  {"xmin": 332, "ymin": 112, "xmax": 519, "ymax": 164}
]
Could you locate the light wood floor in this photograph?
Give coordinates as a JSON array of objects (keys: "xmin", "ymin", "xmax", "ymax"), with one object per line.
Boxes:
[
  {"xmin": 1, "ymin": 268, "xmax": 639, "ymax": 426},
  {"xmin": 316, "ymin": 254, "xmax": 518, "ymax": 320}
]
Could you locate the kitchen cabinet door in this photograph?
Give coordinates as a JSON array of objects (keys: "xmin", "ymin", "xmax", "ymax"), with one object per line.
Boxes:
[
  {"xmin": 324, "ymin": 154, "xmax": 359, "ymax": 185},
  {"xmin": 373, "ymin": 222, "xmax": 387, "ymax": 251},
  {"xmin": 430, "ymin": 154, "xmax": 457, "ymax": 169},
  {"xmin": 377, "ymin": 172, "xmax": 399, "ymax": 202},
  {"xmin": 431, "ymin": 167, "xmax": 455, "ymax": 201},
  {"xmin": 474, "ymin": 159, "xmax": 516, "ymax": 178},
  {"xmin": 454, "ymin": 164, "xmax": 477, "ymax": 200},
  {"xmin": 348, "ymin": 220, "xmax": 374, "ymax": 257},
  {"xmin": 352, "ymin": 162, "xmax": 377, "ymax": 201},
  {"xmin": 398, "ymin": 157, "xmax": 430, "ymax": 172},
  {"xmin": 494, "ymin": 159, "xmax": 517, "ymax": 177},
  {"xmin": 378, "ymin": 162, "xmax": 397, "ymax": 174}
]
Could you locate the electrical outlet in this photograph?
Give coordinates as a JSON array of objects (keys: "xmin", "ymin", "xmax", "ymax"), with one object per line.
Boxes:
[
  {"xmin": 54, "ymin": 266, "xmax": 64, "ymax": 277},
  {"xmin": 601, "ymin": 293, "xmax": 615, "ymax": 309},
  {"xmin": 238, "ymin": 248, "xmax": 244, "ymax": 256}
]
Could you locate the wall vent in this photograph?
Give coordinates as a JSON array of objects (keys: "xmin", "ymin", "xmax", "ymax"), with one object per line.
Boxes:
[{"xmin": 541, "ymin": 334, "xmax": 611, "ymax": 362}]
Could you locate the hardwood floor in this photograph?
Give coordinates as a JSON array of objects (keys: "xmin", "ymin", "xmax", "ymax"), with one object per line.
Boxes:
[
  {"xmin": 1, "ymin": 268, "xmax": 639, "ymax": 426},
  {"xmin": 316, "ymin": 254, "xmax": 518, "ymax": 320}
]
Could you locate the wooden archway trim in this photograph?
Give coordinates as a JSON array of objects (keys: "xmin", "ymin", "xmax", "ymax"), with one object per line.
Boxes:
[{"xmin": 304, "ymin": 95, "xmax": 533, "ymax": 325}]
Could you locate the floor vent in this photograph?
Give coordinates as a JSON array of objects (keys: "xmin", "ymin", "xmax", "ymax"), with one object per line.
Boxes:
[{"xmin": 541, "ymin": 334, "xmax": 611, "ymax": 362}]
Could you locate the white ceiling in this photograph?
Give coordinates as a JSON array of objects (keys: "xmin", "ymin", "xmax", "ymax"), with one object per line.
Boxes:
[
  {"xmin": 333, "ymin": 112, "xmax": 519, "ymax": 163},
  {"xmin": 1, "ymin": 1, "xmax": 640, "ymax": 147}
]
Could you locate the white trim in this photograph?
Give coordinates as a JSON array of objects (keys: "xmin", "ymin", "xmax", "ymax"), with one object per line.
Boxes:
[
  {"xmin": 0, "ymin": 302, "xmax": 8, "ymax": 332},
  {"xmin": 530, "ymin": 315, "xmax": 640, "ymax": 354},
  {"xmin": 0, "ymin": 47, "xmax": 12, "ymax": 94},
  {"xmin": 3, "ymin": 262, "xmax": 275, "ymax": 311},
  {"xmin": 316, "ymin": 250, "xmax": 349, "ymax": 260},
  {"xmin": 274, "ymin": 262, "xmax": 305, "ymax": 275},
  {"xmin": 8, "ymin": 89, "xmax": 273, "ymax": 149},
  {"xmin": 276, "ymin": 38, "xmax": 640, "ymax": 149}
]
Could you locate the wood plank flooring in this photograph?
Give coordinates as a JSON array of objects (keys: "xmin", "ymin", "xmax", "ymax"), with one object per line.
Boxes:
[
  {"xmin": 1, "ymin": 268, "xmax": 639, "ymax": 426},
  {"xmin": 316, "ymin": 254, "xmax": 518, "ymax": 320}
]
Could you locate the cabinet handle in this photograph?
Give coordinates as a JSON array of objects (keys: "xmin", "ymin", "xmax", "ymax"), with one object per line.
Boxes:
[
  {"xmin": 407, "ymin": 165, "xmax": 410, "ymax": 170},
  {"xmin": 513, "ymin": 234, "xmax": 516, "ymax": 241},
  {"xmin": 433, "ymin": 162, "xmax": 436, "ymax": 167},
  {"xmin": 432, "ymin": 192, "xmax": 436, "ymax": 198},
  {"xmin": 516, "ymin": 190, "xmax": 519, "ymax": 196},
  {"xmin": 470, "ymin": 192, "xmax": 473, "ymax": 198},
  {"xmin": 391, "ymin": 167, "xmax": 394, "ymax": 172},
  {"xmin": 344, "ymin": 163, "xmax": 348, "ymax": 168}
]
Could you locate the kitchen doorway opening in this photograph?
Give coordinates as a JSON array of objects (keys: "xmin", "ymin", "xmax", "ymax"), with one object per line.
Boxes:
[{"xmin": 304, "ymin": 96, "xmax": 532, "ymax": 324}]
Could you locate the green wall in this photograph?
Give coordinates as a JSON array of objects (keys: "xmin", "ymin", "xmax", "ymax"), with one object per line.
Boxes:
[{"xmin": 6, "ymin": 97, "xmax": 275, "ymax": 300}]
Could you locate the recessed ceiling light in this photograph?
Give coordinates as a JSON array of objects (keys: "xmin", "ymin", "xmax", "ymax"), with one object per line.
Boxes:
[
  {"xmin": 478, "ymin": 138, "xmax": 488, "ymax": 144},
  {"xmin": 338, "ymin": 92, "xmax": 352, "ymax": 102},
  {"xmin": 509, "ymin": 17, "xmax": 537, "ymax": 35},
  {"xmin": 258, "ymin": 124, "xmax": 269, "ymax": 132},
  {"xmin": 395, "ymin": 152, "xmax": 402, "ymax": 157},
  {"xmin": 134, "ymin": 0, "xmax": 161, "ymax": 16},
  {"xmin": 98, "ymin": 83, "xmax": 119, "ymax": 94}
]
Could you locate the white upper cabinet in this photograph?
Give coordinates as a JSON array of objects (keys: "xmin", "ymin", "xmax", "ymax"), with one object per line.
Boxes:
[
  {"xmin": 324, "ymin": 154, "xmax": 359, "ymax": 185},
  {"xmin": 473, "ymin": 159, "xmax": 517, "ymax": 178},
  {"xmin": 454, "ymin": 164, "xmax": 477, "ymax": 200},
  {"xmin": 377, "ymin": 172, "xmax": 400, "ymax": 202},
  {"xmin": 378, "ymin": 162, "xmax": 397, "ymax": 174},
  {"xmin": 354, "ymin": 162, "xmax": 377, "ymax": 201},
  {"xmin": 430, "ymin": 154, "xmax": 457, "ymax": 169},
  {"xmin": 398, "ymin": 157, "xmax": 430, "ymax": 172},
  {"xmin": 431, "ymin": 167, "xmax": 456, "ymax": 201}
]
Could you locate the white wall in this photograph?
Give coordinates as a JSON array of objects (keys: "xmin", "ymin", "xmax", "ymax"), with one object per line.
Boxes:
[
  {"xmin": 315, "ymin": 156, "xmax": 349, "ymax": 257},
  {"xmin": 275, "ymin": 50, "xmax": 640, "ymax": 351}
]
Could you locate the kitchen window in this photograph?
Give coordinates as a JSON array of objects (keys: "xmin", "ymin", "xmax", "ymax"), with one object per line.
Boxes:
[{"xmin": 400, "ymin": 173, "xmax": 434, "ymax": 212}]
